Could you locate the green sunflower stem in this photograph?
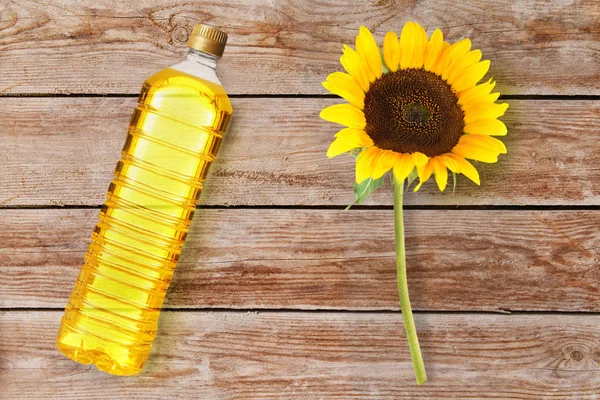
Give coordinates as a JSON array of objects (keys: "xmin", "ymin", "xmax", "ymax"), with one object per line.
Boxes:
[{"xmin": 393, "ymin": 177, "xmax": 428, "ymax": 385}]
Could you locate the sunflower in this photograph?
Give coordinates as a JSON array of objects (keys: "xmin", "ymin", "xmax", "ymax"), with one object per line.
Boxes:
[{"xmin": 321, "ymin": 22, "xmax": 508, "ymax": 191}]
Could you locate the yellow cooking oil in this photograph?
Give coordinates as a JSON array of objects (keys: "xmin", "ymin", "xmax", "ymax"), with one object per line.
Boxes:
[{"xmin": 56, "ymin": 25, "xmax": 232, "ymax": 376}]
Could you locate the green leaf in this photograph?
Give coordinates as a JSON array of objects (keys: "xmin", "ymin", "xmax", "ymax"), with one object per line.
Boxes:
[{"xmin": 346, "ymin": 176, "xmax": 385, "ymax": 210}]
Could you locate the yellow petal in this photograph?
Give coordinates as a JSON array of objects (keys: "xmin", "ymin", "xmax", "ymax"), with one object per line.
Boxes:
[
  {"xmin": 383, "ymin": 31, "xmax": 401, "ymax": 72},
  {"xmin": 335, "ymin": 127, "xmax": 373, "ymax": 142},
  {"xmin": 355, "ymin": 146, "xmax": 379, "ymax": 183},
  {"xmin": 328, "ymin": 127, "xmax": 373, "ymax": 158},
  {"xmin": 332, "ymin": 127, "xmax": 373, "ymax": 147},
  {"xmin": 452, "ymin": 143, "xmax": 499, "ymax": 163},
  {"xmin": 434, "ymin": 38, "xmax": 471, "ymax": 77},
  {"xmin": 446, "ymin": 50, "xmax": 482, "ymax": 84},
  {"xmin": 327, "ymin": 137, "xmax": 357, "ymax": 158},
  {"xmin": 322, "ymin": 72, "xmax": 365, "ymax": 109},
  {"xmin": 461, "ymin": 96, "xmax": 502, "ymax": 115},
  {"xmin": 428, "ymin": 41, "xmax": 451, "ymax": 74},
  {"xmin": 451, "ymin": 60, "xmax": 491, "ymax": 93},
  {"xmin": 423, "ymin": 28, "xmax": 444, "ymax": 72},
  {"xmin": 412, "ymin": 151, "xmax": 429, "ymax": 167},
  {"xmin": 409, "ymin": 22, "xmax": 428, "ymax": 68},
  {"xmin": 438, "ymin": 154, "xmax": 460, "ymax": 172},
  {"xmin": 457, "ymin": 78, "xmax": 496, "ymax": 105},
  {"xmin": 414, "ymin": 159, "xmax": 434, "ymax": 191},
  {"xmin": 464, "ymin": 119, "xmax": 507, "ymax": 136},
  {"xmin": 356, "ymin": 26, "xmax": 382, "ymax": 79},
  {"xmin": 446, "ymin": 153, "xmax": 480, "ymax": 185},
  {"xmin": 464, "ymin": 102, "xmax": 509, "ymax": 124},
  {"xmin": 392, "ymin": 153, "xmax": 416, "ymax": 183},
  {"xmin": 461, "ymin": 92, "xmax": 501, "ymax": 110},
  {"xmin": 460, "ymin": 134, "xmax": 507, "ymax": 154},
  {"xmin": 372, "ymin": 150, "xmax": 400, "ymax": 179},
  {"xmin": 432, "ymin": 157, "xmax": 448, "ymax": 191},
  {"xmin": 340, "ymin": 45, "xmax": 371, "ymax": 92},
  {"xmin": 399, "ymin": 22, "xmax": 416, "ymax": 70},
  {"xmin": 320, "ymin": 104, "xmax": 366, "ymax": 129}
]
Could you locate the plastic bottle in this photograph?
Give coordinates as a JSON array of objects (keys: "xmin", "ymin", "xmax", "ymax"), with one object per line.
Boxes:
[{"xmin": 56, "ymin": 24, "xmax": 232, "ymax": 376}]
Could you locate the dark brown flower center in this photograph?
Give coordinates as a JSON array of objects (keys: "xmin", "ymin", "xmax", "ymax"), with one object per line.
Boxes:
[{"xmin": 363, "ymin": 68, "xmax": 464, "ymax": 157}]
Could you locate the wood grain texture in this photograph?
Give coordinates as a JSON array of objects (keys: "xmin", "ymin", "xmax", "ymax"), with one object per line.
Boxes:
[
  {"xmin": 1, "ymin": 98, "xmax": 599, "ymax": 207},
  {"xmin": 1, "ymin": 208, "xmax": 598, "ymax": 311},
  {"xmin": 0, "ymin": 0, "xmax": 598, "ymax": 95},
  {"xmin": 2, "ymin": 311, "xmax": 599, "ymax": 399}
]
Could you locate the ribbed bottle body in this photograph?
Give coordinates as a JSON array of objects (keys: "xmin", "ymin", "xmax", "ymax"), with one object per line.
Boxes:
[{"xmin": 56, "ymin": 67, "xmax": 232, "ymax": 375}]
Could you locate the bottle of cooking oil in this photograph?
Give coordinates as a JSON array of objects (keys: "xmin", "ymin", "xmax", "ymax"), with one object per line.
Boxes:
[{"xmin": 56, "ymin": 24, "xmax": 232, "ymax": 376}]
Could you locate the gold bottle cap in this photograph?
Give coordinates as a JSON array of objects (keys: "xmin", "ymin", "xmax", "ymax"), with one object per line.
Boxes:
[{"xmin": 187, "ymin": 24, "xmax": 228, "ymax": 58}]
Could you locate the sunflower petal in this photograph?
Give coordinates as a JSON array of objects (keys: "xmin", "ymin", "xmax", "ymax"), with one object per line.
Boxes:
[
  {"xmin": 428, "ymin": 41, "xmax": 451, "ymax": 74},
  {"xmin": 383, "ymin": 31, "xmax": 401, "ymax": 72},
  {"xmin": 411, "ymin": 151, "xmax": 429, "ymax": 167},
  {"xmin": 334, "ymin": 127, "xmax": 372, "ymax": 141},
  {"xmin": 434, "ymin": 38, "xmax": 471, "ymax": 77},
  {"xmin": 399, "ymin": 22, "xmax": 417, "ymax": 70},
  {"xmin": 461, "ymin": 95, "xmax": 502, "ymax": 112},
  {"xmin": 446, "ymin": 49, "xmax": 482, "ymax": 84},
  {"xmin": 446, "ymin": 153, "xmax": 480, "ymax": 185},
  {"xmin": 328, "ymin": 128, "xmax": 373, "ymax": 158},
  {"xmin": 423, "ymin": 28, "xmax": 444, "ymax": 72},
  {"xmin": 409, "ymin": 22, "xmax": 428, "ymax": 68},
  {"xmin": 372, "ymin": 150, "xmax": 399, "ymax": 179},
  {"xmin": 438, "ymin": 154, "xmax": 460, "ymax": 172},
  {"xmin": 356, "ymin": 26, "xmax": 383, "ymax": 80},
  {"xmin": 392, "ymin": 153, "xmax": 416, "ymax": 183},
  {"xmin": 464, "ymin": 119, "xmax": 507, "ymax": 136},
  {"xmin": 355, "ymin": 147, "xmax": 379, "ymax": 183},
  {"xmin": 452, "ymin": 142, "xmax": 499, "ymax": 163},
  {"xmin": 327, "ymin": 137, "xmax": 357, "ymax": 158},
  {"xmin": 340, "ymin": 45, "xmax": 371, "ymax": 92},
  {"xmin": 431, "ymin": 157, "xmax": 448, "ymax": 191},
  {"xmin": 461, "ymin": 96, "xmax": 502, "ymax": 115},
  {"xmin": 322, "ymin": 72, "xmax": 365, "ymax": 109},
  {"xmin": 460, "ymin": 134, "xmax": 507, "ymax": 154},
  {"xmin": 320, "ymin": 104, "xmax": 366, "ymax": 129},
  {"xmin": 414, "ymin": 159, "xmax": 434, "ymax": 191},
  {"xmin": 464, "ymin": 102, "xmax": 509, "ymax": 124},
  {"xmin": 457, "ymin": 78, "xmax": 496, "ymax": 105},
  {"xmin": 451, "ymin": 60, "xmax": 491, "ymax": 93}
]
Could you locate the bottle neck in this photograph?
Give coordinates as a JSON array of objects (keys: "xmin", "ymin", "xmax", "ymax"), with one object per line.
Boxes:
[
  {"xmin": 170, "ymin": 48, "xmax": 222, "ymax": 86},
  {"xmin": 186, "ymin": 49, "xmax": 218, "ymax": 70}
]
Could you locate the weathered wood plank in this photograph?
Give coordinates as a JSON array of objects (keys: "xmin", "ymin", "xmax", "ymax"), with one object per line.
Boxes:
[
  {"xmin": 1, "ymin": 209, "xmax": 598, "ymax": 311},
  {"xmin": 1, "ymin": 98, "xmax": 599, "ymax": 207},
  {"xmin": 1, "ymin": 311, "xmax": 599, "ymax": 398},
  {"xmin": 0, "ymin": 0, "xmax": 598, "ymax": 95}
]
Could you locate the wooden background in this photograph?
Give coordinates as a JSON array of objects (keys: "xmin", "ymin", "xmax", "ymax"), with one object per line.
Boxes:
[{"xmin": 1, "ymin": 0, "xmax": 599, "ymax": 398}]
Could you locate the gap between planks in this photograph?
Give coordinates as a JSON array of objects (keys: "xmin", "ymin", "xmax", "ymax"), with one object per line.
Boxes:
[
  {"xmin": 1, "ymin": 94, "xmax": 600, "ymax": 99},
  {"xmin": 5, "ymin": 308, "xmax": 600, "ymax": 316},
  {"xmin": 1, "ymin": 205, "xmax": 600, "ymax": 210}
]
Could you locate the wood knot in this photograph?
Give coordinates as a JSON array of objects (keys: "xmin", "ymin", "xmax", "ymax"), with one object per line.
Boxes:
[
  {"xmin": 172, "ymin": 26, "xmax": 189, "ymax": 44},
  {"xmin": 570, "ymin": 350, "xmax": 584, "ymax": 361}
]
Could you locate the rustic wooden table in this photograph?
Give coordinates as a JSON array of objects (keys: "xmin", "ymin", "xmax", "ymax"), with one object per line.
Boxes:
[{"xmin": 1, "ymin": 0, "xmax": 599, "ymax": 398}]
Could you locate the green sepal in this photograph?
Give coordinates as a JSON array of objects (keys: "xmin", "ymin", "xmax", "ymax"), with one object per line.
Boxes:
[
  {"xmin": 349, "ymin": 149, "xmax": 361, "ymax": 159},
  {"xmin": 452, "ymin": 171, "xmax": 457, "ymax": 193},
  {"xmin": 346, "ymin": 176, "xmax": 385, "ymax": 210},
  {"xmin": 380, "ymin": 49, "xmax": 390, "ymax": 74},
  {"xmin": 405, "ymin": 168, "xmax": 419, "ymax": 193}
]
